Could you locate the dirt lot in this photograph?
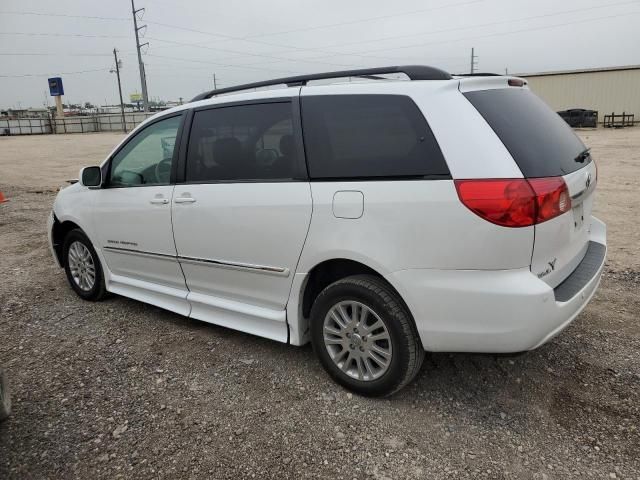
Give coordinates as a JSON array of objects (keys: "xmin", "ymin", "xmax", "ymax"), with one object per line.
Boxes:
[{"xmin": 0, "ymin": 129, "xmax": 638, "ymax": 479}]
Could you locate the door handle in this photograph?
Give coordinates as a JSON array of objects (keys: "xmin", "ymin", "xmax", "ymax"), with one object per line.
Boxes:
[
  {"xmin": 149, "ymin": 198, "xmax": 169, "ymax": 205},
  {"xmin": 174, "ymin": 197, "xmax": 196, "ymax": 204}
]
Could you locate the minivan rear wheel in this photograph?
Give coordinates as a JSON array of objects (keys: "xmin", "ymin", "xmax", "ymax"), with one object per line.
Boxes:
[{"xmin": 310, "ymin": 275, "xmax": 424, "ymax": 397}]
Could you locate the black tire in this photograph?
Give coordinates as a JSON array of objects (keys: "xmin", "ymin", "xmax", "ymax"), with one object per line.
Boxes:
[
  {"xmin": 0, "ymin": 370, "xmax": 11, "ymax": 422},
  {"xmin": 310, "ymin": 274, "xmax": 424, "ymax": 397},
  {"xmin": 62, "ymin": 229, "xmax": 107, "ymax": 301}
]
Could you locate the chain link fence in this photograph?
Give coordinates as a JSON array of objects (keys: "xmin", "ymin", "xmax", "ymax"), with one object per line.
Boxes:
[{"xmin": 0, "ymin": 112, "xmax": 156, "ymax": 136}]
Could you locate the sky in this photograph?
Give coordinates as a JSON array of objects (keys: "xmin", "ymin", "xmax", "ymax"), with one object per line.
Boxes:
[{"xmin": 0, "ymin": 0, "xmax": 639, "ymax": 108}]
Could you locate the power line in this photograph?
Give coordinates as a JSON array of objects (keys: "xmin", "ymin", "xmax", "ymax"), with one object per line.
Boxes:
[
  {"xmin": 144, "ymin": 19, "xmax": 458, "ymax": 66},
  {"xmin": 229, "ymin": 6, "xmax": 638, "ymax": 69},
  {"xmin": 243, "ymin": 0, "xmax": 483, "ymax": 39},
  {"xmin": 2, "ymin": 9, "xmax": 634, "ymax": 81},
  {"xmin": 303, "ymin": 0, "xmax": 640, "ymax": 52},
  {"xmin": 146, "ymin": 36, "xmax": 368, "ymax": 70},
  {"xmin": 147, "ymin": 10, "xmax": 637, "ymax": 78},
  {"xmin": 0, "ymin": 68, "xmax": 110, "ymax": 78},
  {"xmin": 0, "ymin": 32, "xmax": 129, "ymax": 39},
  {"xmin": 144, "ymin": 20, "xmax": 388, "ymax": 62},
  {"xmin": 148, "ymin": 34, "xmax": 465, "ymax": 67},
  {"xmin": 144, "ymin": 63, "xmax": 222, "ymax": 72},
  {"xmin": 142, "ymin": 1, "xmax": 637, "ymax": 67},
  {"xmin": 347, "ymin": 9, "xmax": 640, "ymax": 56},
  {"xmin": 147, "ymin": 0, "xmax": 480, "ymax": 49},
  {"xmin": 1, "ymin": 2, "xmax": 635, "ymax": 91},
  {"xmin": 0, "ymin": 11, "xmax": 128, "ymax": 21},
  {"xmin": 0, "ymin": 52, "xmax": 113, "ymax": 57},
  {"xmin": 215, "ymin": 0, "xmax": 640, "ymax": 67},
  {"xmin": 147, "ymin": 33, "xmax": 426, "ymax": 66},
  {"xmin": 145, "ymin": 53, "xmax": 303, "ymax": 75},
  {"xmin": 6, "ymin": 6, "xmax": 633, "ymax": 75}
]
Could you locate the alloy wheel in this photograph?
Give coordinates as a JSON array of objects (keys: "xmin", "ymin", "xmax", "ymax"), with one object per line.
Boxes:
[
  {"xmin": 67, "ymin": 241, "xmax": 96, "ymax": 292},
  {"xmin": 323, "ymin": 301, "xmax": 392, "ymax": 381}
]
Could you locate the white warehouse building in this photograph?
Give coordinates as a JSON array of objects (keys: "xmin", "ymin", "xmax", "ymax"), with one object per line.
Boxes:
[{"xmin": 518, "ymin": 65, "xmax": 640, "ymax": 123}]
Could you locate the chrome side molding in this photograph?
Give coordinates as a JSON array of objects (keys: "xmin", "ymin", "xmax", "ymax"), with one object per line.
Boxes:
[
  {"xmin": 103, "ymin": 246, "xmax": 176, "ymax": 260},
  {"xmin": 177, "ymin": 255, "xmax": 289, "ymax": 276},
  {"xmin": 103, "ymin": 246, "xmax": 289, "ymax": 276}
]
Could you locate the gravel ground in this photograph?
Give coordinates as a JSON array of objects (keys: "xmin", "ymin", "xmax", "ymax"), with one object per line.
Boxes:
[{"xmin": 0, "ymin": 129, "xmax": 639, "ymax": 479}]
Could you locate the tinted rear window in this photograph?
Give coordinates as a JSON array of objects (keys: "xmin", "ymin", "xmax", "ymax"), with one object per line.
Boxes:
[
  {"xmin": 186, "ymin": 102, "xmax": 299, "ymax": 182},
  {"xmin": 301, "ymin": 95, "xmax": 449, "ymax": 179},
  {"xmin": 463, "ymin": 88, "xmax": 589, "ymax": 177}
]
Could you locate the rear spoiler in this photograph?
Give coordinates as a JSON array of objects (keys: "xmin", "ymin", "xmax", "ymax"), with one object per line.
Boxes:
[{"xmin": 457, "ymin": 75, "xmax": 528, "ymax": 93}]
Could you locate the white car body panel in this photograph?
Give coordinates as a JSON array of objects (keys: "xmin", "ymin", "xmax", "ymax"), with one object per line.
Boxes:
[
  {"xmin": 531, "ymin": 161, "xmax": 598, "ymax": 287},
  {"xmin": 53, "ymin": 185, "xmax": 193, "ymax": 316},
  {"xmin": 171, "ymin": 182, "xmax": 312, "ymax": 342},
  {"xmin": 91, "ymin": 185, "xmax": 187, "ymax": 290},
  {"xmin": 48, "ymin": 74, "xmax": 607, "ymax": 354},
  {"xmin": 297, "ymin": 180, "xmax": 533, "ymax": 274},
  {"xmin": 187, "ymin": 291, "xmax": 287, "ymax": 343},
  {"xmin": 107, "ymin": 272, "xmax": 190, "ymax": 317},
  {"xmin": 172, "ymin": 182, "xmax": 312, "ymax": 310},
  {"xmin": 388, "ymin": 217, "xmax": 606, "ymax": 352}
]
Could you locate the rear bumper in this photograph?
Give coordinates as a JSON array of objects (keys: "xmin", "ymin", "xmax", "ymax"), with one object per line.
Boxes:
[{"xmin": 387, "ymin": 216, "xmax": 606, "ymax": 353}]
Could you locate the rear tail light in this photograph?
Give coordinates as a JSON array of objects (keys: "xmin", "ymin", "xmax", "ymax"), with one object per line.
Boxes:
[
  {"xmin": 528, "ymin": 177, "xmax": 571, "ymax": 223},
  {"xmin": 454, "ymin": 179, "xmax": 535, "ymax": 227},
  {"xmin": 455, "ymin": 177, "xmax": 571, "ymax": 227}
]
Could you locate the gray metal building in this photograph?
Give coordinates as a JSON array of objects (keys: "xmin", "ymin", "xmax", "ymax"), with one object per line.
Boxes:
[{"xmin": 518, "ymin": 65, "xmax": 640, "ymax": 122}]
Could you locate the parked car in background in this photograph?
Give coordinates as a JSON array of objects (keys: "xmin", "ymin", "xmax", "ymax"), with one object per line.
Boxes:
[
  {"xmin": 558, "ymin": 108, "xmax": 599, "ymax": 128},
  {"xmin": 47, "ymin": 66, "xmax": 606, "ymax": 396}
]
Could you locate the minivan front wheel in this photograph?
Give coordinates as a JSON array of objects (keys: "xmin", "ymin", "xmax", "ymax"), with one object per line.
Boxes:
[
  {"xmin": 310, "ymin": 275, "xmax": 424, "ymax": 397},
  {"xmin": 63, "ymin": 229, "xmax": 106, "ymax": 301}
]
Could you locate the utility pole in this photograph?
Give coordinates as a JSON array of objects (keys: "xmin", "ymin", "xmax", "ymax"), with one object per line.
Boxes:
[
  {"xmin": 131, "ymin": 0, "xmax": 149, "ymax": 112},
  {"xmin": 112, "ymin": 48, "xmax": 127, "ymax": 133},
  {"xmin": 213, "ymin": 73, "xmax": 217, "ymax": 90},
  {"xmin": 470, "ymin": 47, "xmax": 478, "ymax": 74}
]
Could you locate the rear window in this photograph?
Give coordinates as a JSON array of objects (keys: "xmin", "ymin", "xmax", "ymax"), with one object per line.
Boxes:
[
  {"xmin": 186, "ymin": 102, "xmax": 299, "ymax": 182},
  {"xmin": 463, "ymin": 88, "xmax": 589, "ymax": 177},
  {"xmin": 301, "ymin": 94, "xmax": 449, "ymax": 179}
]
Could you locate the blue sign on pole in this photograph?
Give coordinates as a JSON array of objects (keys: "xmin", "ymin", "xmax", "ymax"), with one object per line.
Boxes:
[{"xmin": 48, "ymin": 77, "xmax": 64, "ymax": 96}]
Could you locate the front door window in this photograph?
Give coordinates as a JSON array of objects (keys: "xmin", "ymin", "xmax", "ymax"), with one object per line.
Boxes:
[{"xmin": 109, "ymin": 115, "xmax": 181, "ymax": 187}]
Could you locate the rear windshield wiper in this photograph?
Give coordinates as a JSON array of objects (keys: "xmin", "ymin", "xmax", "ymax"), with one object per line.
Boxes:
[{"xmin": 575, "ymin": 148, "xmax": 591, "ymax": 163}]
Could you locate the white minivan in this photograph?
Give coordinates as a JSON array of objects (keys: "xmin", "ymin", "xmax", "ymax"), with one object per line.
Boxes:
[{"xmin": 48, "ymin": 66, "xmax": 606, "ymax": 396}]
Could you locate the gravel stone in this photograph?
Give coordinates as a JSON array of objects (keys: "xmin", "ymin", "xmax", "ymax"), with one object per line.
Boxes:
[{"xmin": 0, "ymin": 130, "xmax": 639, "ymax": 479}]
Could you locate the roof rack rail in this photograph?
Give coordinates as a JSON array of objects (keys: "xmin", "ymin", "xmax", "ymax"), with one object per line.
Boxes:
[
  {"xmin": 190, "ymin": 65, "xmax": 452, "ymax": 102},
  {"xmin": 454, "ymin": 72, "xmax": 503, "ymax": 77}
]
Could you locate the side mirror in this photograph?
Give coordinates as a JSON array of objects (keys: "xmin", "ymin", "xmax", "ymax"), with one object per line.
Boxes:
[{"xmin": 80, "ymin": 166, "xmax": 102, "ymax": 189}]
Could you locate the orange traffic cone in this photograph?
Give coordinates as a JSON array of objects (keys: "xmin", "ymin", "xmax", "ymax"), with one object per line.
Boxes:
[{"xmin": 0, "ymin": 191, "xmax": 7, "ymax": 203}]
